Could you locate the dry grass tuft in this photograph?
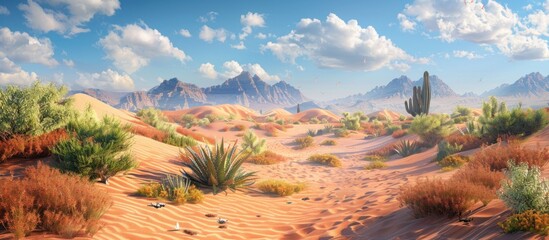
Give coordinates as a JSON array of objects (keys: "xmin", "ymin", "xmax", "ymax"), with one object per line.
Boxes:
[
  {"xmin": 256, "ymin": 179, "xmax": 306, "ymax": 196},
  {"xmin": 307, "ymin": 154, "xmax": 342, "ymax": 167},
  {"xmin": 246, "ymin": 150, "xmax": 288, "ymax": 165}
]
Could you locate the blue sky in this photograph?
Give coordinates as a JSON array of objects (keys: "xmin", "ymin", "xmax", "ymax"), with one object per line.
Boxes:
[{"xmin": 1, "ymin": 0, "xmax": 549, "ymax": 101}]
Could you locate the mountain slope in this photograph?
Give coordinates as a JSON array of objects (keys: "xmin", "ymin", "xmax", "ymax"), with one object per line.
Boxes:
[{"xmin": 482, "ymin": 72, "xmax": 549, "ymax": 97}]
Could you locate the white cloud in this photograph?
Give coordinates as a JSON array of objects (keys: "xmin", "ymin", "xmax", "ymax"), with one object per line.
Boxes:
[
  {"xmin": 198, "ymin": 62, "xmax": 218, "ymax": 79},
  {"xmin": 0, "ymin": 57, "xmax": 39, "ymax": 85},
  {"xmin": 198, "ymin": 11, "xmax": 218, "ymax": 23},
  {"xmin": 525, "ymin": 10, "xmax": 549, "ymax": 37},
  {"xmin": 239, "ymin": 12, "xmax": 265, "ymax": 40},
  {"xmin": 99, "ymin": 23, "xmax": 190, "ymax": 73},
  {"xmin": 397, "ymin": 13, "xmax": 416, "ymax": 31},
  {"xmin": 63, "ymin": 59, "xmax": 74, "ymax": 67},
  {"xmin": 523, "ymin": 4, "xmax": 533, "ymax": 11},
  {"xmin": 262, "ymin": 13, "xmax": 419, "ymax": 72},
  {"xmin": 0, "ymin": 57, "xmax": 21, "ymax": 73},
  {"xmin": 0, "ymin": 5, "xmax": 9, "ymax": 15},
  {"xmin": 255, "ymin": 33, "xmax": 267, "ymax": 39},
  {"xmin": 179, "ymin": 28, "xmax": 191, "ymax": 38},
  {"xmin": 0, "ymin": 27, "xmax": 58, "ymax": 66},
  {"xmin": 231, "ymin": 41, "xmax": 246, "ymax": 50},
  {"xmin": 453, "ymin": 50, "xmax": 483, "ymax": 59},
  {"xmin": 497, "ymin": 34, "xmax": 549, "ymax": 60},
  {"xmin": 77, "ymin": 69, "xmax": 134, "ymax": 91},
  {"xmin": 18, "ymin": 0, "xmax": 120, "ymax": 36},
  {"xmin": 199, "ymin": 25, "xmax": 228, "ymax": 43},
  {"xmin": 197, "ymin": 60, "xmax": 280, "ymax": 81},
  {"xmin": 545, "ymin": 0, "xmax": 549, "ymax": 12}
]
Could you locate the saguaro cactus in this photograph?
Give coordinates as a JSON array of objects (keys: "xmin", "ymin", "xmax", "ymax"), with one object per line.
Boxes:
[
  {"xmin": 297, "ymin": 103, "xmax": 301, "ymax": 113},
  {"xmin": 404, "ymin": 71, "xmax": 431, "ymax": 117}
]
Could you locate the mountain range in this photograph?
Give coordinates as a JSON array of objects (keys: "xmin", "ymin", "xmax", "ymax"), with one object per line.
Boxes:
[{"xmin": 71, "ymin": 71, "xmax": 549, "ymax": 114}]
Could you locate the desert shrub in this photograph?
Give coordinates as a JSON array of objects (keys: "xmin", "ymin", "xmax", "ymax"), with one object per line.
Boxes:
[
  {"xmin": 52, "ymin": 110, "xmax": 137, "ymax": 184},
  {"xmin": 333, "ymin": 128, "xmax": 350, "ymax": 138},
  {"xmin": 364, "ymin": 155, "xmax": 387, "ymax": 162},
  {"xmin": 131, "ymin": 125, "xmax": 167, "ymax": 141},
  {"xmin": 246, "ymin": 150, "xmax": 287, "ymax": 165},
  {"xmin": 0, "ymin": 81, "xmax": 73, "ymax": 140},
  {"xmin": 399, "ymin": 115, "xmax": 406, "ymax": 121},
  {"xmin": 394, "ymin": 140, "xmax": 421, "ymax": 157},
  {"xmin": 453, "ymin": 165, "xmax": 505, "ymax": 190},
  {"xmin": 320, "ymin": 118, "xmax": 329, "ymax": 124},
  {"xmin": 321, "ymin": 139, "xmax": 337, "ymax": 146},
  {"xmin": 409, "ymin": 114, "xmax": 454, "ymax": 147},
  {"xmin": 323, "ymin": 125, "xmax": 334, "ymax": 134},
  {"xmin": 498, "ymin": 210, "xmax": 549, "ymax": 235},
  {"xmin": 175, "ymin": 127, "xmax": 214, "ymax": 144},
  {"xmin": 340, "ymin": 112, "xmax": 361, "ymax": 130},
  {"xmin": 309, "ymin": 117, "xmax": 320, "ymax": 124},
  {"xmin": 164, "ymin": 132, "xmax": 198, "ymax": 148},
  {"xmin": 0, "ymin": 129, "xmax": 69, "ymax": 162},
  {"xmin": 386, "ymin": 125, "xmax": 401, "ymax": 135},
  {"xmin": 219, "ymin": 126, "xmax": 230, "ymax": 132},
  {"xmin": 232, "ymin": 124, "xmax": 247, "ymax": 131},
  {"xmin": 295, "ymin": 136, "xmax": 314, "ymax": 149},
  {"xmin": 205, "ymin": 114, "xmax": 220, "ymax": 123},
  {"xmin": 265, "ymin": 116, "xmax": 275, "ymax": 122},
  {"xmin": 307, "ymin": 154, "xmax": 342, "ymax": 167},
  {"xmin": 137, "ymin": 108, "xmax": 169, "ymax": 128},
  {"xmin": 391, "ymin": 129, "xmax": 407, "ymax": 138},
  {"xmin": 452, "ymin": 106, "xmax": 473, "ymax": 124},
  {"xmin": 439, "ymin": 155, "xmax": 469, "ymax": 168},
  {"xmin": 0, "ymin": 163, "xmax": 112, "ymax": 238},
  {"xmin": 368, "ymin": 143, "xmax": 397, "ymax": 157},
  {"xmin": 197, "ymin": 118, "xmax": 211, "ymax": 127},
  {"xmin": 470, "ymin": 142, "xmax": 549, "ymax": 171},
  {"xmin": 444, "ymin": 134, "xmax": 483, "ymax": 151},
  {"xmin": 240, "ymin": 130, "xmax": 266, "ymax": 156},
  {"xmin": 181, "ymin": 139, "xmax": 257, "ymax": 194},
  {"xmin": 180, "ymin": 114, "xmax": 198, "ymax": 128},
  {"xmin": 275, "ymin": 119, "xmax": 285, "ymax": 125},
  {"xmin": 307, "ymin": 129, "xmax": 318, "ymax": 137},
  {"xmin": 256, "ymin": 179, "xmax": 306, "ymax": 196},
  {"xmin": 399, "ymin": 178, "xmax": 494, "ymax": 218},
  {"xmin": 136, "ymin": 174, "xmax": 204, "ymax": 205},
  {"xmin": 498, "ymin": 161, "xmax": 549, "ymax": 214},
  {"xmin": 365, "ymin": 160, "xmax": 387, "ymax": 170},
  {"xmin": 435, "ymin": 140, "xmax": 463, "ymax": 162}
]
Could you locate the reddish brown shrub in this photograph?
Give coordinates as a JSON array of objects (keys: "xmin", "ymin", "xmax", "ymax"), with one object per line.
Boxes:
[
  {"xmin": 368, "ymin": 142, "xmax": 397, "ymax": 157},
  {"xmin": 231, "ymin": 124, "xmax": 247, "ymax": 131},
  {"xmin": 391, "ymin": 129, "xmax": 407, "ymax": 138},
  {"xmin": 452, "ymin": 165, "xmax": 505, "ymax": 190},
  {"xmin": 247, "ymin": 150, "xmax": 288, "ymax": 165},
  {"xmin": 0, "ymin": 129, "xmax": 69, "ymax": 162},
  {"xmin": 175, "ymin": 127, "xmax": 215, "ymax": 144},
  {"xmin": 470, "ymin": 142, "xmax": 549, "ymax": 171},
  {"xmin": 131, "ymin": 125, "xmax": 167, "ymax": 142},
  {"xmin": 0, "ymin": 163, "xmax": 112, "ymax": 238},
  {"xmin": 398, "ymin": 178, "xmax": 494, "ymax": 218},
  {"xmin": 219, "ymin": 126, "xmax": 230, "ymax": 132},
  {"xmin": 445, "ymin": 134, "xmax": 483, "ymax": 151}
]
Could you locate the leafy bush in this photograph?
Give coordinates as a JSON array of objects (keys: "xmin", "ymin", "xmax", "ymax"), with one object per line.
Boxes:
[
  {"xmin": 181, "ymin": 139, "xmax": 257, "ymax": 194},
  {"xmin": 241, "ymin": 130, "xmax": 267, "ymax": 156},
  {"xmin": 180, "ymin": 114, "xmax": 198, "ymax": 128},
  {"xmin": 394, "ymin": 140, "xmax": 421, "ymax": 157},
  {"xmin": 131, "ymin": 125, "xmax": 167, "ymax": 141},
  {"xmin": 256, "ymin": 179, "xmax": 306, "ymax": 196},
  {"xmin": 197, "ymin": 118, "xmax": 211, "ymax": 127},
  {"xmin": 409, "ymin": 114, "xmax": 454, "ymax": 147},
  {"xmin": 452, "ymin": 106, "xmax": 473, "ymax": 123},
  {"xmin": 136, "ymin": 174, "xmax": 204, "ymax": 204},
  {"xmin": 321, "ymin": 139, "xmax": 337, "ymax": 146},
  {"xmin": 399, "ymin": 178, "xmax": 494, "ymax": 218},
  {"xmin": 439, "ymin": 155, "xmax": 469, "ymax": 168},
  {"xmin": 470, "ymin": 142, "xmax": 549, "ymax": 171},
  {"xmin": 164, "ymin": 132, "xmax": 198, "ymax": 148},
  {"xmin": 275, "ymin": 119, "xmax": 285, "ymax": 125},
  {"xmin": 498, "ymin": 161, "xmax": 549, "ymax": 214},
  {"xmin": 295, "ymin": 136, "xmax": 314, "ymax": 149},
  {"xmin": 307, "ymin": 154, "xmax": 342, "ymax": 167},
  {"xmin": 52, "ymin": 110, "xmax": 137, "ymax": 184},
  {"xmin": 498, "ymin": 210, "xmax": 549, "ymax": 235},
  {"xmin": 137, "ymin": 108, "xmax": 169, "ymax": 129},
  {"xmin": 246, "ymin": 150, "xmax": 287, "ymax": 165},
  {"xmin": 435, "ymin": 140, "xmax": 463, "ymax": 161},
  {"xmin": 444, "ymin": 134, "xmax": 483, "ymax": 151},
  {"xmin": 0, "ymin": 129, "xmax": 69, "ymax": 162},
  {"xmin": 333, "ymin": 128, "xmax": 350, "ymax": 138},
  {"xmin": 365, "ymin": 160, "xmax": 387, "ymax": 170},
  {"xmin": 386, "ymin": 125, "xmax": 402, "ymax": 135},
  {"xmin": 0, "ymin": 163, "xmax": 111, "ymax": 238},
  {"xmin": 340, "ymin": 112, "xmax": 361, "ymax": 130},
  {"xmin": 0, "ymin": 81, "xmax": 73, "ymax": 140}
]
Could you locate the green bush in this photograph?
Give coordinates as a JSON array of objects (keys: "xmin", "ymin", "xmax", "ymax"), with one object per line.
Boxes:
[
  {"xmin": 240, "ymin": 130, "xmax": 266, "ymax": 156},
  {"xmin": 137, "ymin": 108, "xmax": 169, "ymax": 128},
  {"xmin": 0, "ymin": 81, "xmax": 73, "ymax": 140},
  {"xmin": 410, "ymin": 114, "xmax": 454, "ymax": 147},
  {"xmin": 394, "ymin": 140, "xmax": 421, "ymax": 157},
  {"xmin": 498, "ymin": 161, "xmax": 549, "ymax": 214},
  {"xmin": 435, "ymin": 140, "xmax": 463, "ymax": 161},
  {"xmin": 341, "ymin": 112, "xmax": 361, "ymax": 130},
  {"xmin": 181, "ymin": 114, "xmax": 198, "ymax": 128},
  {"xmin": 483, "ymin": 108, "xmax": 548, "ymax": 143},
  {"xmin": 333, "ymin": 128, "xmax": 350, "ymax": 138},
  {"xmin": 52, "ymin": 109, "xmax": 137, "ymax": 184},
  {"xmin": 181, "ymin": 139, "xmax": 257, "ymax": 194},
  {"xmin": 137, "ymin": 174, "xmax": 204, "ymax": 204},
  {"xmin": 498, "ymin": 210, "xmax": 549, "ymax": 235},
  {"xmin": 164, "ymin": 131, "xmax": 197, "ymax": 148},
  {"xmin": 386, "ymin": 125, "xmax": 402, "ymax": 135},
  {"xmin": 439, "ymin": 155, "xmax": 469, "ymax": 168}
]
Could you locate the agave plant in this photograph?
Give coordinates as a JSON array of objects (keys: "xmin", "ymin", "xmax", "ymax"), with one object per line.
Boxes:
[
  {"xmin": 161, "ymin": 174, "xmax": 191, "ymax": 200},
  {"xmin": 181, "ymin": 139, "xmax": 257, "ymax": 195},
  {"xmin": 394, "ymin": 140, "xmax": 421, "ymax": 157}
]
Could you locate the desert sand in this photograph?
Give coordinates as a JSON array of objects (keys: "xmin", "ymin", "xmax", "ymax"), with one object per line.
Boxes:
[{"xmin": 1, "ymin": 95, "xmax": 547, "ymax": 240}]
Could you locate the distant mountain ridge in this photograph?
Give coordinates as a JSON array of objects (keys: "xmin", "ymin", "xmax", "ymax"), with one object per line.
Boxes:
[{"xmin": 482, "ymin": 72, "xmax": 549, "ymax": 97}]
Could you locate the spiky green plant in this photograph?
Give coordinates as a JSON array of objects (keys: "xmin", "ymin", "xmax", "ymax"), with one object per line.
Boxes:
[
  {"xmin": 181, "ymin": 139, "xmax": 257, "ymax": 194},
  {"xmin": 307, "ymin": 129, "xmax": 318, "ymax": 137},
  {"xmin": 161, "ymin": 174, "xmax": 191, "ymax": 201},
  {"xmin": 394, "ymin": 140, "xmax": 421, "ymax": 157},
  {"xmin": 404, "ymin": 71, "xmax": 431, "ymax": 117},
  {"xmin": 240, "ymin": 130, "xmax": 266, "ymax": 156},
  {"xmin": 435, "ymin": 140, "xmax": 463, "ymax": 161}
]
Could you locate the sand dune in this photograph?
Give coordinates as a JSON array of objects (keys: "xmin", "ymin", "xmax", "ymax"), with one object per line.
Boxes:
[
  {"xmin": 72, "ymin": 93, "xmax": 142, "ymax": 126},
  {"xmin": 163, "ymin": 104, "xmax": 258, "ymax": 122},
  {"xmin": 367, "ymin": 109, "xmax": 402, "ymax": 121},
  {"xmin": 292, "ymin": 108, "xmax": 341, "ymax": 123}
]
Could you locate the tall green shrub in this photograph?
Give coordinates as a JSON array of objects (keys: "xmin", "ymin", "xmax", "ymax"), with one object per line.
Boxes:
[
  {"xmin": 240, "ymin": 130, "xmax": 266, "ymax": 156},
  {"xmin": 409, "ymin": 114, "xmax": 454, "ymax": 147},
  {"xmin": 341, "ymin": 112, "xmax": 360, "ymax": 130},
  {"xmin": 498, "ymin": 161, "xmax": 549, "ymax": 214}
]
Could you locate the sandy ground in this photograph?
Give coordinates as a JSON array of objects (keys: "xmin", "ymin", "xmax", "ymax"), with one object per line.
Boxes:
[{"xmin": 1, "ymin": 96, "xmax": 548, "ymax": 239}]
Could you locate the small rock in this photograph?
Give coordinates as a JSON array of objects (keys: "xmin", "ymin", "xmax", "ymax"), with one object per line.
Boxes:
[
  {"xmin": 287, "ymin": 201, "xmax": 293, "ymax": 204},
  {"xmin": 205, "ymin": 213, "xmax": 217, "ymax": 218},
  {"xmin": 256, "ymin": 215, "xmax": 261, "ymax": 217},
  {"xmin": 183, "ymin": 229, "xmax": 198, "ymax": 236},
  {"xmin": 301, "ymin": 197, "xmax": 310, "ymax": 201},
  {"xmin": 219, "ymin": 225, "xmax": 227, "ymax": 229}
]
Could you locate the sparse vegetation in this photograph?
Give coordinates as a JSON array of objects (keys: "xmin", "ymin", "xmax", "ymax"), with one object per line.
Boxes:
[
  {"xmin": 333, "ymin": 128, "xmax": 350, "ymax": 138},
  {"xmin": 341, "ymin": 112, "xmax": 361, "ymax": 130},
  {"xmin": 363, "ymin": 155, "xmax": 387, "ymax": 162},
  {"xmin": 136, "ymin": 174, "xmax": 204, "ymax": 204},
  {"xmin": 391, "ymin": 129, "xmax": 407, "ymax": 138},
  {"xmin": 307, "ymin": 129, "xmax": 318, "ymax": 137},
  {"xmin": 256, "ymin": 179, "xmax": 306, "ymax": 196},
  {"xmin": 409, "ymin": 114, "xmax": 454, "ymax": 147},
  {"xmin": 0, "ymin": 129, "xmax": 69, "ymax": 162},
  {"xmin": 394, "ymin": 140, "xmax": 421, "ymax": 157},
  {"xmin": 321, "ymin": 139, "xmax": 337, "ymax": 146},
  {"xmin": 470, "ymin": 142, "xmax": 549, "ymax": 171},
  {"xmin": 136, "ymin": 108, "xmax": 197, "ymax": 147},
  {"xmin": 307, "ymin": 154, "xmax": 342, "ymax": 167},
  {"xmin": 181, "ymin": 140, "xmax": 257, "ymax": 194},
  {"xmin": 438, "ymin": 155, "xmax": 469, "ymax": 169},
  {"xmin": 498, "ymin": 161, "xmax": 549, "ymax": 214},
  {"xmin": 444, "ymin": 134, "xmax": 483, "ymax": 151},
  {"xmin": 240, "ymin": 130, "xmax": 267, "ymax": 156},
  {"xmin": 232, "ymin": 124, "xmax": 247, "ymax": 131},
  {"xmin": 498, "ymin": 210, "xmax": 549, "ymax": 235},
  {"xmin": 246, "ymin": 150, "xmax": 287, "ymax": 165},
  {"xmin": 435, "ymin": 140, "xmax": 463, "ymax": 162},
  {"xmin": 365, "ymin": 160, "xmax": 387, "ymax": 170},
  {"xmin": 295, "ymin": 136, "xmax": 314, "ymax": 149},
  {"xmin": 309, "ymin": 117, "xmax": 320, "ymax": 124}
]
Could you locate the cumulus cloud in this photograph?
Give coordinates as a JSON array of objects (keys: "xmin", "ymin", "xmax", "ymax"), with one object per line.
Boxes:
[
  {"xmin": 199, "ymin": 25, "xmax": 228, "ymax": 43},
  {"xmin": 197, "ymin": 60, "xmax": 280, "ymax": 81},
  {"xmin": 99, "ymin": 23, "xmax": 190, "ymax": 73},
  {"xmin": 400, "ymin": 0, "xmax": 549, "ymax": 60},
  {"xmin": 0, "ymin": 57, "xmax": 39, "ymax": 85},
  {"xmin": 397, "ymin": 13, "xmax": 416, "ymax": 31},
  {"xmin": 239, "ymin": 12, "xmax": 265, "ymax": 40},
  {"xmin": 179, "ymin": 29, "xmax": 191, "ymax": 38},
  {"xmin": 453, "ymin": 50, "xmax": 483, "ymax": 59},
  {"xmin": 0, "ymin": 6, "xmax": 9, "ymax": 15},
  {"xmin": 199, "ymin": 11, "xmax": 218, "ymax": 23},
  {"xmin": 77, "ymin": 69, "xmax": 134, "ymax": 91},
  {"xmin": 0, "ymin": 27, "xmax": 58, "ymax": 66},
  {"xmin": 63, "ymin": 59, "xmax": 74, "ymax": 67},
  {"xmin": 18, "ymin": 0, "xmax": 120, "ymax": 36},
  {"xmin": 255, "ymin": 33, "xmax": 267, "ymax": 39},
  {"xmin": 198, "ymin": 62, "xmax": 218, "ymax": 79},
  {"xmin": 262, "ymin": 13, "xmax": 420, "ymax": 71},
  {"xmin": 231, "ymin": 41, "xmax": 246, "ymax": 50}
]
